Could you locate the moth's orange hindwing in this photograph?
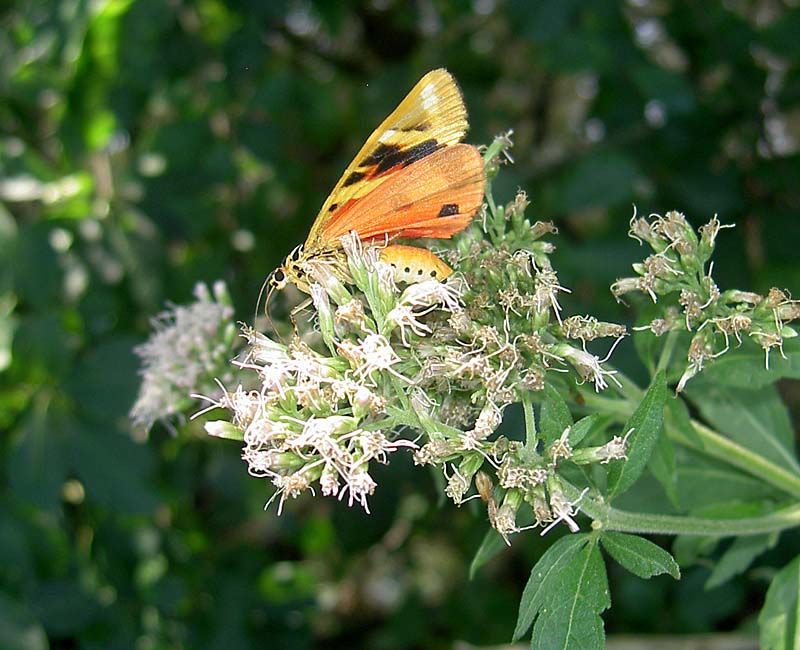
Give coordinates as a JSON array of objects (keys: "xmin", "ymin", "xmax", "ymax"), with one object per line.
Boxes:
[
  {"xmin": 380, "ymin": 244, "xmax": 454, "ymax": 283},
  {"xmin": 304, "ymin": 68, "xmax": 471, "ymax": 252}
]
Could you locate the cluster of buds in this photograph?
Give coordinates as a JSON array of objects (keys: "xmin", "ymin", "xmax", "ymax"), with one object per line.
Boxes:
[
  {"xmin": 421, "ymin": 422, "xmax": 633, "ymax": 544},
  {"xmin": 194, "ymin": 134, "xmax": 633, "ymax": 539},
  {"xmin": 612, "ymin": 211, "xmax": 799, "ymax": 391}
]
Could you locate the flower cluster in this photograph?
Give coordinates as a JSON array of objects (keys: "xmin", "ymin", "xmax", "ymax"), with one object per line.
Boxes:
[
  {"xmin": 613, "ymin": 211, "xmax": 799, "ymax": 391},
  {"xmin": 201, "ymin": 134, "xmax": 634, "ymax": 540},
  {"xmin": 130, "ymin": 281, "xmax": 238, "ymax": 436}
]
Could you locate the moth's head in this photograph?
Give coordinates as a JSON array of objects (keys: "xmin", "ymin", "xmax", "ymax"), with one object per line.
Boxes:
[
  {"xmin": 270, "ymin": 246, "xmax": 305, "ymax": 291},
  {"xmin": 269, "ymin": 266, "xmax": 288, "ymax": 291}
]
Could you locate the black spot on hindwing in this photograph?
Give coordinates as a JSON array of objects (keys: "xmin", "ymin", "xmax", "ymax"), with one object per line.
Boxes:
[{"xmin": 437, "ymin": 203, "xmax": 459, "ymax": 217}]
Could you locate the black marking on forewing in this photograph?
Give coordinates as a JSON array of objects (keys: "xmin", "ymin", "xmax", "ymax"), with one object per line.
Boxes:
[
  {"xmin": 343, "ymin": 171, "xmax": 366, "ymax": 187},
  {"xmin": 328, "ymin": 203, "xmax": 338, "ymax": 212},
  {"xmin": 437, "ymin": 203, "xmax": 459, "ymax": 217},
  {"xmin": 374, "ymin": 139, "xmax": 442, "ymax": 175},
  {"xmin": 360, "ymin": 143, "xmax": 402, "ymax": 168}
]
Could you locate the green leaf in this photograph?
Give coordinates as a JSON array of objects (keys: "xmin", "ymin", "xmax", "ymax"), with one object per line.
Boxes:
[
  {"xmin": 758, "ymin": 555, "xmax": 800, "ymax": 650},
  {"xmin": 514, "ymin": 534, "xmax": 587, "ymax": 640},
  {"xmin": 469, "ymin": 528, "xmax": 508, "ymax": 579},
  {"xmin": 601, "ymin": 532, "xmax": 680, "ymax": 580},
  {"xmin": 606, "ymin": 371, "xmax": 667, "ymax": 500},
  {"xmin": 677, "ymin": 453, "xmax": 783, "ymax": 509},
  {"xmin": 697, "ymin": 337, "xmax": 800, "ymax": 389},
  {"xmin": 569, "ymin": 414, "xmax": 602, "ymax": 448},
  {"xmin": 686, "ymin": 383, "xmax": 800, "ymax": 475},
  {"xmin": 648, "ymin": 431, "xmax": 679, "ymax": 508},
  {"xmin": 471, "ymin": 507, "xmax": 533, "ymax": 578},
  {"xmin": 540, "ymin": 384, "xmax": 573, "ymax": 446},
  {"xmin": 672, "ymin": 535, "xmax": 719, "ymax": 567},
  {"xmin": 665, "ymin": 396, "xmax": 703, "ymax": 449},
  {"xmin": 530, "ymin": 537, "xmax": 610, "ymax": 650},
  {"xmin": 515, "ymin": 534, "xmax": 610, "ymax": 649},
  {"xmin": 706, "ymin": 533, "xmax": 777, "ymax": 590}
]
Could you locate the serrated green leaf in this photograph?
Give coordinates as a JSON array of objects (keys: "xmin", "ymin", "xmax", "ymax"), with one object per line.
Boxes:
[
  {"xmin": 686, "ymin": 383, "xmax": 800, "ymax": 475},
  {"xmin": 514, "ymin": 534, "xmax": 587, "ymax": 640},
  {"xmin": 758, "ymin": 555, "xmax": 800, "ymax": 650},
  {"xmin": 601, "ymin": 531, "xmax": 680, "ymax": 580},
  {"xmin": 540, "ymin": 384, "xmax": 573, "ymax": 446},
  {"xmin": 706, "ymin": 533, "xmax": 777, "ymax": 590},
  {"xmin": 529, "ymin": 537, "xmax": 610, "ymax": 650},
  {"xmin": 607, "ymin": 371, "xmax": 666, "ymax": 500}
]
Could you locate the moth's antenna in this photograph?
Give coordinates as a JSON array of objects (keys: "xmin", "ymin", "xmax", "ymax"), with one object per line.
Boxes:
[
  {"xmin": 256, "ymin": 271, "xmax": 284, "ymax": 345},
  {"xmin": 254, "ymin": 271, "xmax": 272, "ymax": 326}
]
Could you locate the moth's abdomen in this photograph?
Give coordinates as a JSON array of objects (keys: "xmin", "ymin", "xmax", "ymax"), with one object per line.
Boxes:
[{"xmin": 379, "ymin": 244, "xmax": 453, "ymax": 283}]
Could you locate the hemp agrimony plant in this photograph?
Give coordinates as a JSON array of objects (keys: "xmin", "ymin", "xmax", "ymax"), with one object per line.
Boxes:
[{"xmin": 132, "ymin": 134, "xmax": 800, "ymax": 649}]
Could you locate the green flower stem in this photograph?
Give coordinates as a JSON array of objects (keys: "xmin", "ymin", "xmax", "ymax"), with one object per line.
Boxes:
[
  {"xmin": 578, "ymin": 378, "xmax": 800, "ymax": 500},
  {"xmin": 655, "ymin": 329, "xmax": 680, "ymax": 375},
  {"xmin": 560, "ymin": 481, "xmax": 800, "ymax": 537},
  {"xmin": 522, "ymin": 394, "xmax": 536, "ymax": 448}
]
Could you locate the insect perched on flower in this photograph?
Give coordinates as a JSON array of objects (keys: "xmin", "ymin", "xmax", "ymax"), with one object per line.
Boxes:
[{"xmin": 268, "ymin": 69, "xmax": 486, "ymax": 304}]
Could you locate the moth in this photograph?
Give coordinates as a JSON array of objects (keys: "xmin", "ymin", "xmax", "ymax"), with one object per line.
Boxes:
[{"xmin": 269, "ymin": 68, "xmax": 486, "ymax": 299}]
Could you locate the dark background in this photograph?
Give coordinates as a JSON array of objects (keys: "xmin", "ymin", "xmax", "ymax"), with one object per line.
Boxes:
[{"xmin": 2, "ymin": 1, "xmax": 799, "ymax": 648}]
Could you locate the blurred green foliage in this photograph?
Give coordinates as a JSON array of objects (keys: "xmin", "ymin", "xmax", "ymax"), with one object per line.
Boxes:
[{"xmin": 1, "ymin": 0, "xmax": 799, "ymax": 647}]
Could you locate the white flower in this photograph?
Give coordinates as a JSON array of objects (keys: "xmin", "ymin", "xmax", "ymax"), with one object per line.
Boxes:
[
  {"xmin": 350, "ymin": 333, "xmax": 407, "ymax": 383},
  {"xmin": 131, "ymin": 281, "xmax": 235, "ymax": 432},
  {"xmin": 399, "ymin": 277, "xmax": 463, "ymax": 313},
  {"xmin": 343, "ymin": 466, "xmax": 377, "ymax": 511},
  {"xmin": 557, "ymin": 343, "xmax": 622, "ymax": 392},
  {"xmin": 384, "ymin": 303, "xmax": 433, "ymax": 346},
  {"xmin": 540, "ymin": 485, "xmax": 587, "ymax": 536},
  {"xmin": 597, "ymin": 428, "xmax": 633, "ymax": 463}
]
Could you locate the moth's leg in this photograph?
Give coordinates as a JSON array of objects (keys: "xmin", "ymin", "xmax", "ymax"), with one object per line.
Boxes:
[{"xmin": 289, "ymin": 297, "xmax": 313, "ymax": 331}]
